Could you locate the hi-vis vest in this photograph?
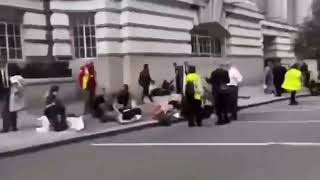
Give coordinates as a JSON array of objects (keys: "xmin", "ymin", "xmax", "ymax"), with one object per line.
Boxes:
[{"xmin": 186, "ymin": 73, "xmax": 203, "ymax": 101}]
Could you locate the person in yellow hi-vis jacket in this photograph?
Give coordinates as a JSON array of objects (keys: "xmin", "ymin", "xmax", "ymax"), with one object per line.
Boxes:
[
  {"xmin": 282, "ymin": 63, "xmax": 302, "ymax": 105},
  {"xmin": 185, "ymin": 66, "xmax": 204, "ymax": 127}
]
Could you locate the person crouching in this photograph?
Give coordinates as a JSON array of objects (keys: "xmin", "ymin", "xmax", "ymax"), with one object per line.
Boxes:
[{"xmin": 44, "ymin": 85, "xmax": 68, "ymax": 132}]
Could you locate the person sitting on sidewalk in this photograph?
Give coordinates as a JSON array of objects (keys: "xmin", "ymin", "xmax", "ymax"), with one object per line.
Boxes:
[
  {"xmin": 44, "ymin": 85, "xmax": 68, "ymax": 132},
  {"xmin": 150, "ymin": 81, "xmax": 171, "ymax": 97},
  {"xmin": 93, "ymin": 88, "xmax": 142, "ymax": 124}
]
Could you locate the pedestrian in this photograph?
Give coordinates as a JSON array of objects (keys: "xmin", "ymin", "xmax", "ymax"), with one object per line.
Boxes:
[
  {"xmin": 81, "ymin": 62, "xmax": 97, "ymax": 114},
  {"xmin": 174, "ymin": 63, "xmax": 183, "ymax": 94},
  {"xmin": 1, "ymin": 75, "xmax": 25, "ymax": 133},
  {"xmin": 185, "ymin": 66, "xmax": 204, "ymax": 127},
  {"xmin": 139, "ymin": 64, "xmax": 153, "ymax": 103},
  {"xmin": 272, "ymin": 60, "xmax": 287, "ymax": 97},
  {"xmin": 44, "ymin": 85, "xmax": 68, "ymax": 132},
  {"xmin": 282, "ymin": 64, "xmax": 302, "ymax": 105},
  {"xmin": 117, "ymin": 84, "xmax": 131, "ymax": 108},
  {"xmin": 206, "ymin": 63, "xmax": 230, "ymax": 125},
  {"xmin": 226, "ymin": 61, "xmax": 243, "ymax": 120},
  {"xmin": 264, "ymin": 61, "xmax": 275, "ymax": 94}
]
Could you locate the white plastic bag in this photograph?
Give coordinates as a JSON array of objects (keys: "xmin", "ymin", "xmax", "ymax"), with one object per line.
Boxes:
[
  {"xmin": 67, "ymin": 116, "xmax": 85, "ymax": 131},
  {"xmin": 36, "ymin": 116, "xmax": 50, "ymax": 133}
]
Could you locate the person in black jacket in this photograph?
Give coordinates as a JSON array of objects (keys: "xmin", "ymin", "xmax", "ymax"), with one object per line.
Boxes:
[
  {"xmin": 273, "ymin": 61, "xmax": 287, "ymax": 97},
  {"xmin": 139, "ymin": 64, "xmax": 153, "ymax": 103},
  {"xmin": 206, "ymin": 64, "xmax": 231, "ymax": 125},
  {"xmin": 44, "ymin": 85, "xmax": 68, "ymax": 132}
]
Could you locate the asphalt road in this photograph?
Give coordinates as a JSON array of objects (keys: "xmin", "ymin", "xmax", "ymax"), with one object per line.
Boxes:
[{"xmin": 2, "ymin": 97, "xmax": 320, "ymax": 180}]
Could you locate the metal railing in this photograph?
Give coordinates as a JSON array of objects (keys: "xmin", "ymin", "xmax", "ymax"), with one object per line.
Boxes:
[{"xmin": 191, "ymin": 35, "xmax": 222, "ymax": 57}]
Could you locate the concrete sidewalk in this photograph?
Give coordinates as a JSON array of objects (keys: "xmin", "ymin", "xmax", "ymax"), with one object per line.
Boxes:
[{"xmin": 0, "ymin": 86, "xmax": 310, "ymax": 157}]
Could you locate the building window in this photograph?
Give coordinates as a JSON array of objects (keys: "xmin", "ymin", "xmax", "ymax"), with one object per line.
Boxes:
[
  {"xmin": 73, "ymin": 16, "xmax": 96, "ymax": 58},
  {"xmin": 0, "ymin": 22, "xmax": 22, "ymax": 60},
  {"xmin": 191, "ymin": 35, "xmax": 222, "ymax": 57}
]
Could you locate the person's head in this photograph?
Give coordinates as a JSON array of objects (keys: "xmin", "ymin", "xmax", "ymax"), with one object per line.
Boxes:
[
  {"xmin": 225, "ymin": 61, "xmax": 232, "ymax": 70},
  {"xmin": 173, "ymin": 62, "xmax": 177, "ymax": 67},
  {"xmin": 123, "ymin": 84, "xmax": 129, "ymax": 91},
  {"xmin": 188, "ymin": 66, "xmax": 196, "ymax": 74},
  {"xmin": 291, "ymin": 63, "xmax": 300, "ymax": 70},
  {"xmin": 151, "ymin": 80, "xmax": 155, "ymax": 85},
  {"xmin": 143, "ymin": 64, "xmax": 149, "ymax": 70},
  {"xmin": 49, "ymin": 85, "xmax": 60, "ymax": 96}
]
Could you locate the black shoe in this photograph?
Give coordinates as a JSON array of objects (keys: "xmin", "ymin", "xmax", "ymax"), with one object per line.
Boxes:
[
  {"xmin": 12, "ymin": 128, "xmax": 18, "ymax": 132},
  {"xmin": 289, "ymin": 102, "xmax": 299, "ymax": 106},
  {"xmin": 215, "ymin": 121, "xmax": 228, "ymax": 126}
]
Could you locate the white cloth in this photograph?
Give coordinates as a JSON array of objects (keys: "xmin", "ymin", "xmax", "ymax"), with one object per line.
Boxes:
[
  {"xmin": 36, "ymin": 116, "xmax": 85, "ymax": 132},
  {"xmin": 36, "ymin": 116, "xmax": 51, "ymax": 133},
  {"xmin": 67, "ymin": 116, "xmax": 85, "ymax": 131},
  {"xmin": 9, "ymin": 76, "xmax": 25, "ymax": 112},
  {"xmin": 228, "ymin": 66, "xmax": 243, "ymax": 86}
]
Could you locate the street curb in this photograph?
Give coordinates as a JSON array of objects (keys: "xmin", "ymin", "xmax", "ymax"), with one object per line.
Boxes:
[
  {"xmin": 238, "ymin": 94, "xmax": 311, "ymax": 110},
  {"xmin": 0, "ymin": 121, "xmax": 158, "ymax": 159},
  {"xmin": 0, "ymin": 94, "xmax": 312, "ymax": 158}
]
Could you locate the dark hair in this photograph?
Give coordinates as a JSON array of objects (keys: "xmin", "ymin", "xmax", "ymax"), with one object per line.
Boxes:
[
  {"xmin": 291, "ymin": 63, "xmax": 300, "ymax": 70},
  {"xmin": 144, "ymin": 64, "xmax": 149, "ymax": 69},
  {"xmin": 50, "ymin": 85, "xmax": 59, "ymax": 93},
  {"xmin": 188, "ymin": 66, "xmax": 196, "ymax": 74},
  {"xmin": 123, "ymin": 84, "xmax": 129, "ymax": 90}
]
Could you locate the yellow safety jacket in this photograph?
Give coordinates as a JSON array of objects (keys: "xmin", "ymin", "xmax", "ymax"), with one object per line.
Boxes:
[
  {"xmin": 282, "ymin": 68, "xmax": 302, "ymax": 92},
  {"xmin": 186, "ymin": 73, "xmax": 203, "ymax": 101}
]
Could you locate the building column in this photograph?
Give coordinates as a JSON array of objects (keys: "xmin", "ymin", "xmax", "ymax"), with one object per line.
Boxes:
[
  {"xmin": 23, "ymin": 12, "xmax": 49, "ymax": 60},
  {"xmin": 267, "ymin": 0, "xmax": 287, "ymax": 21},
  {"xmin": 295, "ymin": 0, "xmax": 312, "ymax": 25},
  {"xmin": 50, "ymin": 13, "xmax": 72, "ymax": 60}
]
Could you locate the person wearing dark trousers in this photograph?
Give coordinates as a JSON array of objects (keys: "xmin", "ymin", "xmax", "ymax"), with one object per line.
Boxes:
[
  {"xmin": 226, "ymin": 61, "xmax": 242, "ymax": 121},
  {"xmin": 273, "ymin": 61, "xmax": 287, "ymax": 97},
  {"xmin": 1, "ymin": 75, "xmax": 25, "ymax": 133},
  {"xmin": 282, "ymin": 64, "xmax": 302, "ymax": 106},
  {"xmin": 139, "ymin": 64, "xmax": 153, "ymax": 103},
  {"xmin": 206, "ymin": 63, "xmax": 231, "ymax": 125},
  {"xmin": 185, "ymin": 66, "xmax": 204, "ymax": 127},
  {"xmin": 174, "ymin": 63, "xmax": 183, "ymax": 94},
  {"xmin": 1, "ymin": 88, "xmax": 16, "ymax": 133}
]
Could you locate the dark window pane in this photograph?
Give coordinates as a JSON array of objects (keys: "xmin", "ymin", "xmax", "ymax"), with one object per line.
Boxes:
[
  {"xmin": 14, "ymin": 25, "xmax": 20, "ymax": 35},
  {"xmin": 8, "ymin": 37, "xmax": 15, "ymax": 48},
  {"xmin": 79, "ymin": 38, "xmax": 84, "ymax": 47},
  {"xmin": 0, "ymin": 48, "xmax": 7, "ymax": 58},
  {"xmin": 9, "ymin": 49, "xmax": 15, "ymax": 59},
  {"xmin": 86, "ymin": 37, "xmax": 91, "ymax": 47},
  {"xmin": 80, "ymin": 48, "xmax": 85, "ymax": 58},
  {"xmin": 91, "ymin": 38, "xmax": 96, "ymax": 47},
  {"xmin": 87, "ymin": 48, "xmax": 92, "ymax": 57},
  {"xmin": 90, "ymin": 27, "xmax": 95, "ymax": 35},
  {"xmin": 0, "ymin": 24, "xmax": 5, "ymax": 34},
  {"xmin": 15, "ymin": 37, "xmax": 21, "ymax": 48},
  {"xmin": 92, "ymin": 48, "xmax": 96, "ymax": 57},
  {"xmin": 73, "ymin": 27, "xmax": 78, "ymax": 36},
  {"xmin": 7, "ymin": 24, "xmax": 13, "ymax": 35},
  {"xmin": 16, "ymin": 49, "xmax": 22, "ymax": 59},
  {"xmin": 0, "ymin": 36, "xmax": 6, "ymax": 47},
  {"xmin": 79, "ymin": 27, "xmax": 83, "ymax": 36},
  {"xmin": 74, "ymin": 47, "xmax": 79, "ymax": 58},
  {"xmin": 74, "ymin": 37, "xmax": 79, "ymax": 47},
  {"xmin": 85, "ymin": 27, "xmax": 90, "ymax": 36}
]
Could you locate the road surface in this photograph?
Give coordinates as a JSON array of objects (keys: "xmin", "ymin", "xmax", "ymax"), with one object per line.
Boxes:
[{"xmin": 2, "ymin": 97, "xmax": 320, "ymax": 180}]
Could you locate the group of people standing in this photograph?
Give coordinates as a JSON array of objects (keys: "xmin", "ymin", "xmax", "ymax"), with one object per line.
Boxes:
[{"xmin": 137, "ymin": 61, "xmax": 243, "ymax": 127}]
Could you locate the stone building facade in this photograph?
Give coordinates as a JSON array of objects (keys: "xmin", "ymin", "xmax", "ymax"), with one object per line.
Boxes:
[{"xmin": 0, "ymin": 0, "xmax": 313, "ymax": 98}]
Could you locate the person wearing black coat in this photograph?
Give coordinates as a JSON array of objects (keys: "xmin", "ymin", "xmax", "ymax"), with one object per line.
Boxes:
[
  {"xmin": 139, "ymin": 64, "xmax": 153, "ymax": 103},
  {"xmin": 272, "ymin": 61, "xmax": 287, "ymax": 97},
  {"xmin": 206, "ymin": 65, "xmax": 231, "ymax": 125}
]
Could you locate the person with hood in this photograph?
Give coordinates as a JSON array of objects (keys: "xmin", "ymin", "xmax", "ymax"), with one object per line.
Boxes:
[
  {"xmin": 185, "ymin": 66, "xmax": 204, "ymax": 127},
  {"xmin": 139, "ymin": 64, "xmax": 153, "ymax": 103},
  {"xmin": 282, "ymin": 64, "xmax": 302, "ymax": 105},
  {"xmin": 1, "ymin": 75, "xmax": 25, "ymax": 133},
  {"xmin": 44, "ymin": 85, "xmax": 68, "ymax": 132}
]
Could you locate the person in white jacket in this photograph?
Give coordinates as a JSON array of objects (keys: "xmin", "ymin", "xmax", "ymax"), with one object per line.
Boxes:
[{"xmin": 226, "ymin": 61, "xmax": 243, "ymax": 120}]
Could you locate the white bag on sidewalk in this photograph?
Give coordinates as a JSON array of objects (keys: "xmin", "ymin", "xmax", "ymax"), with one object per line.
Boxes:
[
  {"xmin": 36, "ymin": 116, "xmax": 51, "ymax": 133},
  {"xmin": 67, "ymin": 116, "xmax": 85, "ymax": 131}
]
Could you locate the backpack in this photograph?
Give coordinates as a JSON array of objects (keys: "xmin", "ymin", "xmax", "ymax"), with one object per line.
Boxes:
[{"xmin": 185, "ymin": 81, "xmax": 195, "ymax": 99}]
